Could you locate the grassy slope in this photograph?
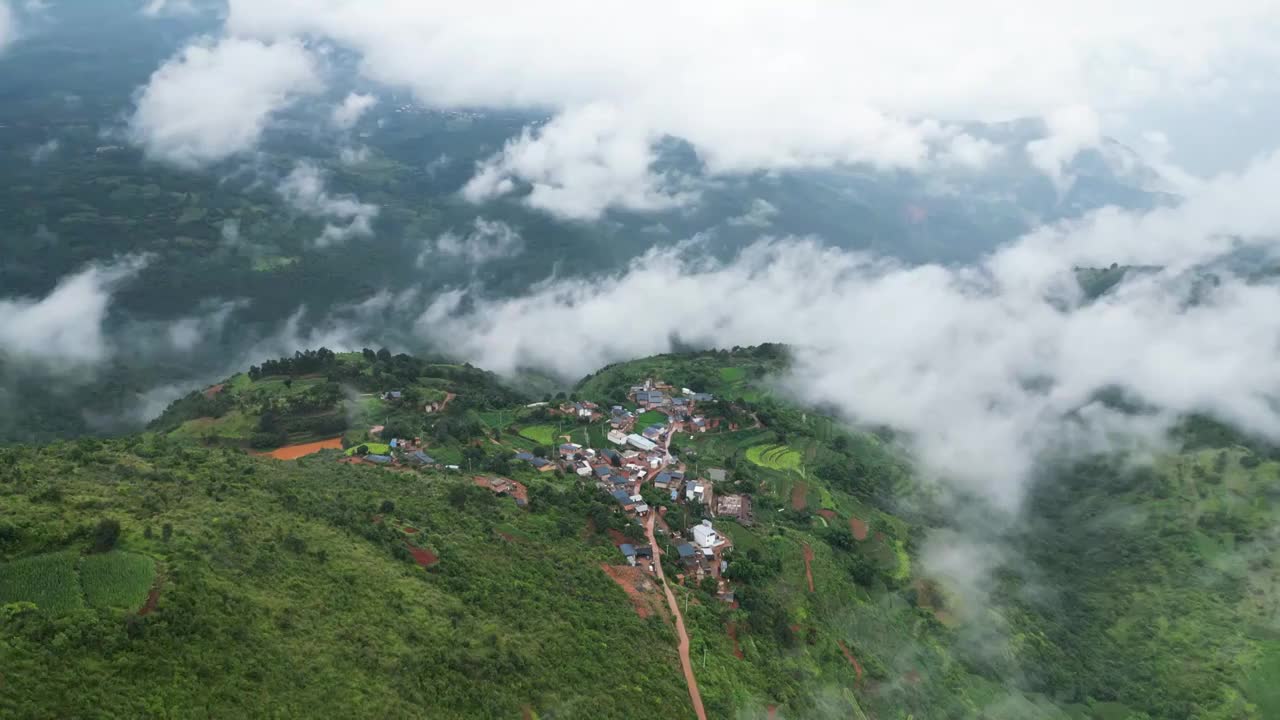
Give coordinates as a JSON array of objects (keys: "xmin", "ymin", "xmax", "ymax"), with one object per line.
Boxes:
[{"xmin": 0, "ymin": 439, "xmax": 690, "ymax": 719}]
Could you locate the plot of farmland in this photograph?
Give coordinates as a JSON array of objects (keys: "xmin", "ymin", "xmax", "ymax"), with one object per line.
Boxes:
[
  {"xmin": 746, "ymin": 444, "xmax": 804, "ymax": 471},
  {"xmin": 345, "ymin": 442, "xmax": 391, "ymax": 456},
  {"xmin": 636, "ymin": 410, "xmax": 669, "ymax": 427},
  {"xmin": 80, "ymin": 551, "xmax": 158, "ymax": 609},
  {"xmin": 518, "ymin": 425, "xmax": 557, "ymax": 445},
  {"xmin": 0, "ymin": 551, "xmax": 85, "ymax": 612}
]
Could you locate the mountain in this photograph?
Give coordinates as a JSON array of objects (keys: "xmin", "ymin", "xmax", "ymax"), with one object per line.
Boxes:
[{"xmin": 3, "ymin": 347, "xmax": 1278, "ymax": 719}]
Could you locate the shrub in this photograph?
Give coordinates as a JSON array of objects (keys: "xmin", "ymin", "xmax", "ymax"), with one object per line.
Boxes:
[{"xmin": 93, "ymin": 519, "xmax": 121, "ymax": 553}]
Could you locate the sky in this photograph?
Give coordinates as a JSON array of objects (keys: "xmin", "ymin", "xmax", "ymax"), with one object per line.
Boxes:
[{"xmin": 6, "ymin": 0, "xmax": 1280, "ymax": 516}]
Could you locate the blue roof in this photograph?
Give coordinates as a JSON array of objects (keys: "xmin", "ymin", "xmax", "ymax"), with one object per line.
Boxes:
[
  {"xmin": 412, "ymin": 451, "xmax": 435, "ymax": 464},
  {"xmin": 611, "ymin": 489, "xmax": 631, "ymax": 504},
  {"xmin": 671, "ymin": 489, "xmax": 679, "ymax": 501},
  {"xmin": 594, "ymin": 466, "xmax": 612, "ymax": 476},
  {"xmin": 515, "ymin": 452, "xmax": 535, "ymax": 461},
  {"xmin": 655, "ymin": 472, "xmax": 672, "ymax": 484},
  {"xmin": 531, "ymin": 458, "xmax": 551, "ymax": 467},
  {"xmin": 366, "ymin": 454, "xmax": 392, "ymax": 464},
  {"xmin": 620, "ymin": 543, "xmax": 636, "ymax": 556},
  {"xmin": 671, "ymin": 471, "xmax": 684, "ymax": 479},
  {"xmin": 676, "ymin": 543, "xmax": 696, "ymax": 558}
]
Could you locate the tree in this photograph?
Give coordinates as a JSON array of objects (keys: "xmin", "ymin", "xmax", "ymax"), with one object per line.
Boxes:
[
  {"xmin": 379, "ymin": 499, "xmax": 396, "ymax": 514},
  {"xmin": 92, "ymin": 518, "xmax": 121, "ymax": 553},
  {"xmin": 162, "ymin": 523, "xmax": 173, "ymax": 542}
]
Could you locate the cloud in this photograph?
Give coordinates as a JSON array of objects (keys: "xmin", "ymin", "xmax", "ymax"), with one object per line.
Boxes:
[
  {"xmin": 0, "ymin": 257, "xmax": 149, "ymax": 368},
  {"xmin": 141, "ymin": 0, "xmax": 197, "ymax": 16},
  {"xmin": 277, "ymin": 161, "xmax": 379, "ymax": 247},
  {"xmin": 1025, "ymin": 105, "xmax": 1103, "ymax": 189},
  {"xmin": 727, "ymin": 199, "xmax": 779, "ymax": 228},
  {"xmin": 331, "ymin": 92, "xmax": 377, "ymax": 129},
  {"xmin": 127, "ymin": 36, "xmax": 322, "ymax": 168},
  {"xmin": 418, "ymin": 151, "xmax": 1280, "ymax": 511},
  {"xmin": 0, "ymin": 2, "xmax": 14, "ymax": 53},
  {"xmin": 461, "ymin": 104, "xmax": 698, "ymax": 219},
  {"xmin": 419, "ymin": 218, "xmax": 525, "ymax": 265},
  {"xmin": 164, "ymin": 299, "xmax": 249, "ymax": 352},
  {"xmin": 29, "ymin": 139, "xmax": 59, "ymax": 164},
  {"xmin": 224, "ymin": 0, "xmax": 1280, "ymax": 216}
]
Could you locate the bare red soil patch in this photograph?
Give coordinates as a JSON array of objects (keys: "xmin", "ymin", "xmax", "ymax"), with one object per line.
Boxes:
[
  {"xmin": 607, "ymin": 528, "xmax": 629, "ymax": 546},
  {"xmin": 837, "ymin": 640, "xmax": 865, "ymax": 682},
  {"xmin": 903, "ymin": 670, "xmax": 922, "ymax": 685},
  {"xmin": 402, "ymin": 526, "xmax": 419, "ymax": 535},
  {"xmin": 726, "ymin": 623, "xmax": 745, "ymax": 659},
  {"xmin": 497, "ymin": 531, "xmax": 520, "ymax": 543},
  {"xmin": 849, "ymin": 516, "xmax": 869, "ymax": 541},
  {"xmin": 138, "ymin": 575, "xmax": 164, "ymax": 616},
  {"xmin": 521, "ymin": 705, "xmax": 533, "ymax": 720},
  {"xmin": 816, "ymin": 509, "xmax": 837, "ymax": 520},
  {"xmin": 371, "ymin": 514, "xmax": 383, "ymax": 524},
  {"xmin": 802, "ymin": 543, "xmax": 815, "ymax": 593},
  {"xmin": 264, "ymin": 437, "xmax": 344, "ymax": 460},
  {"xmin": 791, "ymin": 482, "xmax": 808, "ymax": 511},
  {"xmin": 202, "ymin": 383, "xmax": 225, "ymax": 399},
  {"xmin": 473, "ymin": 475, "xmax": 529, "ymax": 505},
  {"xmin": 767, "ymin": 705, "xmax": 778, "ymax": 719},
  {"xmin": 405, "ymin": 544, "xmax": 439, "ymax": 568},
  {"xmin": 600, "ymin": 563, "xmax": 664, "ymax": 619}
]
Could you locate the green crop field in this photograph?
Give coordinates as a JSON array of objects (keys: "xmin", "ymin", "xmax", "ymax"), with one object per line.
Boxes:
[
  {"xmin": 0, "ymin": 551, "xmax": 85, "ymax": 613},
  {"xmin": 518, "ymin": 424, "xmax": 557, "ymax": 445},
  {"xmin": 719, "ymin": 366, "xmax": 745, "ymax": 383},
  {"xmin": 746, "ymin": 443, "xmax": 804, "ymax": 471},
  {"xmin": 636, "ymin": 410, "xmax": 668, "ymax": 427},
  {"xmin": 346, "ymin": 442, "xmax": 392, "ymax": 456},
  {"xmin": 79, "ymin": 552, "xmax": 157, "ymax": 610}
]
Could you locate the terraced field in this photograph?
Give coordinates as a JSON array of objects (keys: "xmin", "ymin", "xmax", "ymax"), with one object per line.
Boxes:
[
  {"xmin": 746, "ymin": 443, "xmax": 804, "ymax": 471},
  {"xmin": 517, "ymin": 424, "xmax": 557, "ymax": 445}
]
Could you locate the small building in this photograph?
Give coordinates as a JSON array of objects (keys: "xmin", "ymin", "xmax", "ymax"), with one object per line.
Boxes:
[
  {"xmin": 693, "ymin": 520, "xmax": 722, "ymax": 552},
  {"xmin": 515, "ymin": 452, "xmax": 535, "ymax": 462},
  {"xmin": 626, "ymin": 434, "xmax": 658, "ymax": 452},
  {"xmin": 365, "ymin": 454, "xmax": 393, "ymax": 465},
  {"xmin": 381, "ymin": 390, "xmax": 403, "ymax": 401},
  {"xmin": 594, "ymin": 465, "xmax": 613, "ymax": 479},
  {"xmin": 559, "ymin": 443, "xmax": 582, "ymax": 457},
  {"xmin": 576, "ymin": 462, "xmax": 593, "ymax": 477},
  {"xmin": 708, "ymin": 468, "xmax": 728, "ymax": 483},
  {"xmin": 607, "ymin": 429, "xmax": 628, "ymax": 445},
  {"xmin": 409, "ymin": 451, "xmax": 437, "ymax": 466},
  {"xmin": 620, "ymin": 544, "xmax": 637, "ymax": 566},
  {"xmin": 686, "ymin": 481, "xmax": 706, "ymax": 504},
  {"xmin": 676, "ymin": 543, "xmax": 697, "ymax": 563},
  {"xmin": 654, "ymin": 471, "xmax": 673, "ymax": 489},
  {"xmin": 610, "ymin": 489, "xmax": 635, "ymax": 510}
]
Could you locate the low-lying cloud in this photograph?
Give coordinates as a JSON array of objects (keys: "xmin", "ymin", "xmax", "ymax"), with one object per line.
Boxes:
[
  {"xmin": 419, "ymin": 218, "xmax": 524, "ymax": 265},
  {"xmin": 278, "ymin": 161, "xmax": 379, "ymax": 247},
  {"xmin": 127, "ymin": 36, "xmax": 322, "ymax": 168},
  {"xmin": 419, "ymin": 151, "xmax": 1280, "ymax": 511},
  {"xmin": 331, "ymin": 92, "xmax": 377, "ymax": 130}
]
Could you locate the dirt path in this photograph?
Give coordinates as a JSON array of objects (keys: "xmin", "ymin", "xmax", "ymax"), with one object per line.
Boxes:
[
  {"xmin": 802, "ymin": 543, "xmax": 815, "ymax": 593},
  {"xmin": 263, "ymin": 437, "xmax": 344, "ymax": 460},
  {"xmin": 646, "ymin": 512, "xmax": 708, "ymax": 720},
  {"xmin": 837, "ymin": 640, "xmax": 865, "ymax": 681}
]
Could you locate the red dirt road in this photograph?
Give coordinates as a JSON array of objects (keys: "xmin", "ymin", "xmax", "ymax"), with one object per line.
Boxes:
[
  {"xmin": 837, "ymin": 640, "xmax": 865, "ymax": 681},
  {"xmin": 138, "ymin": 575, "xmax": 164, "ymax": 616},
  {"xmin": 849, "ymin": 516, "xmax": 869, "ymax": 541},
  {"xmin": 726, "ymin": 623, "xmax": 744, "ymax": 659},
  {"xmin": 816, "ymin": 509, "xmax": 837, "ymax": 521},
  {"xmin": 264, "ymin": 437, "xmax": 343, "ymax": 460},
  {"xmin": 646, "ymin": 513, "xmax": 708, "ymax": 720},
  {"xmin": 802, "ymin": 543, "xmax": 815, "ymax": 593}
]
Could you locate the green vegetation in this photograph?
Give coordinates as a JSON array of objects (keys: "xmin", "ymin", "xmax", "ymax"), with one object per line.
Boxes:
[
  {"xmin": 79, "ymin": 552, "xmax": 157, "ymax": 610},
  {"xmin": 0, "ymin": 551, "xmax": 84, "ymax": 613},
  {"xmin": 346, "ymin": 442, "xmax": 392, "ymax": 457},
  {"xmin": 3, "ymin": 348, "xmax": 1278, "ymax": 719},
  {"xmin": 745, "ymin": 443, "xmax": 803, "ymax": 471},
  {"xmin": 635, "ymin": 410, "xmax": 669, "ymax": 427}
]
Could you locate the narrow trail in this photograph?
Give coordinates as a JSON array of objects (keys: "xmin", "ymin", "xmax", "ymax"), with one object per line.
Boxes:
[
  {"xmin": 646, "ymin": 513, "xmax": 708, "ymax": 720},
  {"xmin": 803, "ymin": 543, "xmax": 815, "ymax": 593}
]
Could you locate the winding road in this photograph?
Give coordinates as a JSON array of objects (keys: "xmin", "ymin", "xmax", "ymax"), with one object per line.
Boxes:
[{"xmin": 646, "ymin": 512, "xmax": 708, "ymax": 720}]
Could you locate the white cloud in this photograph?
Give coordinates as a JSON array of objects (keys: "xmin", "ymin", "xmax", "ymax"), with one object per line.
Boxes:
[
  {"xmin": 165, "ymin": 299, "xmax": 248, "ymax": 352},
  {"xmin": 29, "ymin": 139, "xmax": 59, "ymax": 164},
  {"xmin": 462, "ymin": 104, "xmax": 698, "ymax": 219},
  {"xmin": 418, "ymin": 152, "xmax": 1280, "ymax": 510},
  {"xmin": 278, "ymin": 161, "xmax": 379, "ymax": 247},
  {"xmin": 127, "ymin": 36, "xmax": 322, "ymax": 168},
  {"xmin": 419, "ymin": 218, "xmax": 525, "ymax": 265},
  {"xmin": 338, "ymin": 145, "xmax": 370, "ymax": 164},
  {"xmin": 223, "ymin": 0, "xmax": 1280, "ymax": 216},
  {"xmin": 141, "ymin": 0, "xmax": 197, "ymax": 16},
  {"xmin": 938, "ymin": 133, "xmax": 1003, "ymax": 171},
  {"xmin": 331, "ymin": 92, "xmax": 377, "ymax": 129},
  {"xmin": 0, "ymin": 2, "xmax": 15, "ymax": 53},
  {"xmin": 1025, "ymin": 105, "xmax": 1103, "ymax": 189},
  {"xmin": 0, "ymin": 257, "xmax": 148, "ymax": 368},
  {"xmin": 727, "ymin": 199, "xmax": 779, "ymax": 228},
  {"xmin": 220, "ymin": 218, "xmax": 241, "ymax": 245}
]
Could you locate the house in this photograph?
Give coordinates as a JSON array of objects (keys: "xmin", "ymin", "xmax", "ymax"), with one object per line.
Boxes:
[
  {"xmin": 692, "ymin": 418, "xmax": 708, "ymax": 432},
  {"xmin": 381, "ymin": 390, "xmax": 403, "ymax": 401},
  {"xmin": 633, "ymin": 502, "xmax": 650, "ymax": 516},
  {"xmin": 708, "ymin": 468, "xmax": 728, "ymax": 483},
  {"xmin": 635, "ymin": 545, "xmax": 653, "ymax": 559},
  {"xmin": 626, "ymin": 434, "xmax": 658, "ymax": 452},
  {"xmin": 574, "ymin": 403, "xmax": 595, "ymax": 418},
  {"xmin": 576, "ymin": 462, "xmax": 592, "ymax": 477},
  {"xmin": 559, "ymin": 443, "xmax": 582, "ymax": 458},
  {"xmin": 594, "ymin": 465, "xmax": 613, "ymax": 479},
  {"xmin": 607, "ymin": 429, "xmax": 628, "ymax": 445},
  {"xmin": 693, "ymin": 520, "xmax": 723, "ymax": 554},
  {"xmin": 515, "ymin": 452, "xmax": 536, "ymax": 461},
  {"xmin": 642, "ymin": 425, "xmax": 664, "ymax": 441},
  {"xmin": 686, "ymin": 481, "xmax": 706, "ymax": 504},
  {"xmin": 654, "ymin": 471, "xmax": 673, "ymax": 489},
  {"xmin": 365, "ymin": 454, "xmax": 393, "ymax": 465},
  {"xmin": 409, "ymin": 451, "xmax": 437, "ymax": 466},
  {"xmin": 610, "ymin": 489, "xmax": 635, "ymax": 510},
  {"xmin": 531, "ymin": 458, "xmax": 555, "ymax": 472},
  {"xmin": 676, "ymin": 543, "xmax": 697, "ymax": 563},
  {"xmin": 620, "ymin": 544, "xmax": 637, "ymax": 566},
  {"xmin": 692, "ymin": 393, "xmax": 715, "ymax": 402}
]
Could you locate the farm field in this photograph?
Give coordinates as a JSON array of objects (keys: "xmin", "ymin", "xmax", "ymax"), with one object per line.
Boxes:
[
  {"xmin": 0, "ymin": 551, "xmax": 85, "ymax": 613},
  {"xmin": 346, "ymin": 442, "xmax": 392, "ymax": 456},
  {"xmin": 746, "ymin": 443, "xmax": 804, "ymax": 471},
  {"xmin": 80, "ymin": 552, "xmax": 158, "ymax": 609},
  {"xmin": 636, "ymin": 410, "xmax": 669, "ymax": 427},
  {"xmin": 517, "ymin": 424, "xmax": 557, "ymax": 445}
]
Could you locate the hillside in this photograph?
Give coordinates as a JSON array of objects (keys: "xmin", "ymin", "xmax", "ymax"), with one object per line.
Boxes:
[{"xmin": 3, "ymin": 348, "xmax": 1279, "ymax": 719}]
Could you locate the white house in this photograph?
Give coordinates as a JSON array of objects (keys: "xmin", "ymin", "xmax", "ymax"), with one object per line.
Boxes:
[
  {"xmin": 686, "ymin": 481, "xmax": 706, "ymax": 504},
  {"xmin": 626, "ymin": 434, "xmax": 658, "ymax": 452},
  {"xmin": 693, "ymin": 520, "xmax": 722, "ymax": 553},
  {"xmin": 607, "ymin": 429, "xmax": 628, "ymax": 445}
]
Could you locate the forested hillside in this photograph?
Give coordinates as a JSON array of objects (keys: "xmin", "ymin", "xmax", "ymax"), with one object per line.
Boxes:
[{"xmin": 3, "ymin": 349, "xmax": 1278, "ymax": 719}]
